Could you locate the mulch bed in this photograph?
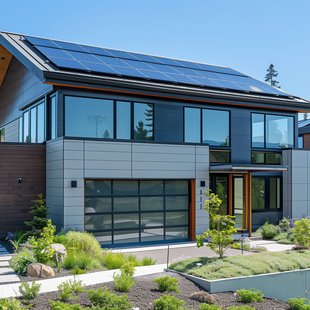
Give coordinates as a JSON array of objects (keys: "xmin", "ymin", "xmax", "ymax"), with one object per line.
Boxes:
[{"xmin": 26, "ymin": 272, "xmax": 288, "ymax": 309}]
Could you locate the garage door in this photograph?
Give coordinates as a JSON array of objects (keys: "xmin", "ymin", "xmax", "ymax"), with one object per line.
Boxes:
[{"xmin": 84, "ymin": 180, "xmax": 189, "ymax": 245}]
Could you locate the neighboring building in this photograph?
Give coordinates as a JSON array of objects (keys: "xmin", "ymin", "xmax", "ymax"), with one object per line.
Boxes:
[
  {"xmin": 0, "ymin": 31, "xmax": 310, "ymax": 245},
  {"xmin": 298, "ymin": 119, "xmax": 310, "ymax": 148}
]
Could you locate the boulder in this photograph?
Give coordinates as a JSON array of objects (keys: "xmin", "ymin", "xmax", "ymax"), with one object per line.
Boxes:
[
  {"xmin": 27, "ymin": 263, "xmax": 55, "ymax": 278},
  {"xmin": 190, "ymin": 291, "xmax": 216, "ymax": 304},
  {"xmin": 50, "ymin": 243, "xmax": 67, "ymax": 263}
]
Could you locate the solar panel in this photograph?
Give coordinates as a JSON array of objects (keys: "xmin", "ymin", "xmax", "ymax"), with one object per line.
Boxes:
[{"xmin": 24, "ymin": 35, "xmax": 291, "ymax": 97}]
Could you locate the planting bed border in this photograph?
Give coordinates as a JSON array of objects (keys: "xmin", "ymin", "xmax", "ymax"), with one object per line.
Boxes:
[{"xmin": 169, "ymin": 267, "xmax": 310, "ymax": 301}]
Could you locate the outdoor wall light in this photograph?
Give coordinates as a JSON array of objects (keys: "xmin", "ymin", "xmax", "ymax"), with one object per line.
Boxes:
[
  {"xmin": 200, "ymin": 181, "xmax": 206, "ymax": 187},
  {"xmin": 18, "ymin": 177, "xmax": 22, "ymax": 184},
  {"xmin": 71, "ymin": 180, "xmax": 77, "ymax": 188}
]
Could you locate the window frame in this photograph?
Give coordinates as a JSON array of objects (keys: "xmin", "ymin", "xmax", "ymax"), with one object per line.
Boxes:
[
  {"xmin": 251, "ymin": 151, "xmax": 282, "ymax": 165},
  {"xmin": 251, "ymin": 112, "xmax": 295, "ymax": 149},
  {"xmin": 183, "ymin": 106, "xmax": 231, "ymax": 147},
  {"xmin": 252, "ymin": 175, "xmax": 282, "ymax": 212}
]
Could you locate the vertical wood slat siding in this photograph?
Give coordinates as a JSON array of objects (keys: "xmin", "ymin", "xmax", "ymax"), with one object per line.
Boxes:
[
  {"xmin": 189, "ymin": 179, "xmax": 196, "ymax": 241},
  {"xmin": 0, "ymin": 144, "xmax": 46, "ymax": 238}
]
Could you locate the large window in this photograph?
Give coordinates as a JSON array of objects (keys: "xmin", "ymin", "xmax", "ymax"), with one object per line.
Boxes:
[
  {"xmin": 252, "ymin": 113, "xmax": 294, "ymax": 148},
  {"xmin": 85, "ymin": 179, "xmax": 189, "ymax": 244},
  {"xmin": 252, "ymin": 176, "xmax": 281, "ymax": 211},
  {"xmin": 184, "ymin": 107, "xmax": 230, "ymax": 146},
  {"xmin": 65, "ymin": 96, "xmax": 154, "ymax": 141},
  {"xmin": 50, "ymin": 95, "xmax": 57, "ymax": 140}
]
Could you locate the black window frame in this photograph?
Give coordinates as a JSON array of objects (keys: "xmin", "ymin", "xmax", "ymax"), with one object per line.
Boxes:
[
  {"xmin": 183, "ymin": 106, "xmax": 231, "ymax": 147},
  {"xmin": 252, "ymin": 176, "xmax": 282, "ymax": 212},
  {"xmin": 63, "ymin": 95, "xmax": 154, "ymax": 142},
  {"xmin": 84, "ymin": 179, "xmax": 189, "ymax": 245},
  {"xmin": 251, "ymin": 112, "xmax": 295, "ymax": 149},
  {"xmin": 251, "ymin": 151, "xmax": 282, "ymax": 165}
]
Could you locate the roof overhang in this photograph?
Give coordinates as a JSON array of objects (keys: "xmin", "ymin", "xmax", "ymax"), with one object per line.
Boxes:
[{"xmin": 210, "ymin": 164, "xmax": 288, "ymax": 173}]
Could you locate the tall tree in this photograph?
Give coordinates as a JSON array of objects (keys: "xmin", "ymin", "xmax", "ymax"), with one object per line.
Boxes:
[{"xmin": 265, "ymin": 64, "xmax": 280, "ymax": 88}]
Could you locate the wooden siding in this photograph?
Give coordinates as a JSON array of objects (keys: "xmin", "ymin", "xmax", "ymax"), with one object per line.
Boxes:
[
  {"xmin": 303, "ymin": 133, "xmax": 310, "ymax": 149},
  {"xmin": 0, "ymin": 143, "xmax": 46, "ymax": 238}
]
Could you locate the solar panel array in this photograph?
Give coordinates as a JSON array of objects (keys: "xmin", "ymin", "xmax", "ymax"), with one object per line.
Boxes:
[{"xmin": 24, "ymin": 36, "xmax": 290, "ymax": 97}]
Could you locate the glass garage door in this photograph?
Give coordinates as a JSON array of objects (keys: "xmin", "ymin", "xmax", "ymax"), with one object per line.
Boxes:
[{"xmin": 84, "ymin": 180, "xmax": 189, "ymax": 245}]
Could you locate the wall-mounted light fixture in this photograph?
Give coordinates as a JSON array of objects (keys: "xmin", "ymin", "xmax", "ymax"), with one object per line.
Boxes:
[
  {"xmin": 71, "ymin": 180, "xmax": 77, "ymax": 188},
  {"xmin": 200, "ymin": 181, "xmax": 206, "ymax": 187},
  {"xmin": 18, "ymin": 177, "xmax": 23, "ymax": 184}
]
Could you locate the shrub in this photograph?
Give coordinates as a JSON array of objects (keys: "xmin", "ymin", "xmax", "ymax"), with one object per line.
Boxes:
[
  {"xmin": 57, "ymin": 279, "xmax": 84, "ymax": 301},
  {"xmin": 287, "ymin": 297, "xmax": 310, "ymax": 310},
  {"xmin": 24, "ymin": 193, "xmax": 48, "ymax": 236},
  {"xmin": 153, "ymin": 294, "xmax": 185, "ymax": 310},
  {"xmin": 65, "ymin": 231, "xmax": 102, "ymax": 258},
  {"xmin": 88, "ymin": 288, "xmax": 132, "ymax": 310},
  {"xmin": 236, "ymin": 289, "xmax": 264, "ymax": 303},
  {"xmin": 231, "ymin": 242, "xmax": 251, "ymax": 251},
  {"xmin": 11, "ymin": 249, "xmax": 36, "ymax": 275},
  {"xmin": 279, "ymin": 217, "xmax": 291, "ymax": 232},
  {"xmin": 140, "ymin": 256, "xmax": 157, "ymax": 266},
  {"xmin": 9, "ymin": 231, "xmax": 30, "ymax": 253},
  {"xmin": 49, "ymin": 300, "xmax": 86, "ymax": 310},
  {"xmin": 18, "ymin": 281, "xmax": 41, "ymax": 303},
  {"xmin": 28, "ymin": 219, "xmax": 56, "ymax": 263},
  {"xmin": 71, "ymin": 268, "xmax": 86, "ymax": 275},
  {"xmin": 53, "ymin": 234, "xmax": 68, "ymax": 245},
  {"xmin": 261, "ymin": 223, "xmax": 278, "ymax": 239},
  {"xmin": 199, "ymin": 305, "xmax": 221, "ymax": 310},
  {"xmin": 227, "ymin": 307, "xmax": 255, "ymax": 310},
  {"xmin": 113, "ymin": 263, "xmax": 135, "ymax": 292},
  {"xmin": 101, "ymin": 251, "xmax": 127, "ymax": 269},
  {"xmin": 292, "ymin": 218, "xmax": 310, "ymax": 249},
  {"xmin": 154, "ymin": 276, "xmax": 179, "ymax": 293},
  {"xmin": 63, "ymin": 251, "xmax": 101, "ymax": 270},
  {"xmin": 0, "ymin": 298, "xmax": 26, "ymax": 310}
]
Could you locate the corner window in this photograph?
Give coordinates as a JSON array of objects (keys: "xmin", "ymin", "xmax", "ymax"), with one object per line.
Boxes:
[
  {"xmin": 134, "ymin": 103, "xmax": 153, "ymax": 140},
  {"xmin": 252, "ymin": 176, "xmax": 281, "ymax": 211},
  {"xmin": 252, "ymin": 151, "xmax": 282, "ymax": 165},
  {"xmin": 50, "ymin": 95, "xmax": 57, "ymax": 140},
  {"xmin": 23, "ymin": 111, "xmax": 30, "ymax": 143},
  {"xmin": 19, "ymin": 117, "xmax": 23, "ymax": 142},
  {"xmin": 252, "ymin": 113, "xmax": 294, "ymax": 148},
  {"xmin": 0, "ymin": 128, "xmax": 5, "ymax": 142},
  {"xmin": 116, "ymin": 101, "xmax": 131, "ymax": 139},
  {"xmin": 184, "ymin": 107, "xmax": 230, "ymax": 146}
]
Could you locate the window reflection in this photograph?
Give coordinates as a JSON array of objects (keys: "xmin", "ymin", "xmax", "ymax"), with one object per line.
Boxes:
[
  {"xmin": 184, "ymin": 107, "xmax": 200, "ymax": 143},
  {"xmin": 134, "ymin": 103, "xmax": 153, "ymax": 140}
]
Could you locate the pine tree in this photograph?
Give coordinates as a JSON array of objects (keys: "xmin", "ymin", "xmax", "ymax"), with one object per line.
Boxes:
[
  {"xmin": 24, "ymin": 193, "xmax": 48, "ymax": 236},
  {"xmin": 265, "ymin": 64, "xmax": 280, "ymax": 88}
]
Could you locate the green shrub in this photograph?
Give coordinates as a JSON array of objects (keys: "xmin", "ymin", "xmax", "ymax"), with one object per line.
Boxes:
[
  {"xmin": 292, "ymin": 218, "xmax": 310, "ymax": 249},
  {"xmin": 24, "ymin": 193, "xmax": 48, "ymax": 236},
  {"xmin": 49, "ymin": 300, "xmax": 86, "ymax": 310},
  {"xmin": 101, "ymin": 251, "xmax": 127, "ymax": 269},
  {"xmin": 71, "ymin": 268, "xmax": 86, "ymax": 275},
  {"xmin": 279, "ymin": 217, "xmax": 291, "ymax": 232},
  {"xmin": 227, "ymin": 307, "xmax": 255, "ymax": 310},
  {"xmin": 154, "ymin": 276, "xmax": 179, "ymax": 293},
  {"xmin": 236, "ymin": 289, "xmax": 264, "ymax": 303},
  {"xmin": 88, "ymin": 288, "xmax": 132, "ymax": 310},
  {"xmin": 28, "ymin": 219, "xmax": 56, "ymax": 263},
  {"xmin": 57, "ymin": 279, "xmax": 84, "ymax": 301},
  {"xmin": 10, "ymin": 231, "xmax": 30, "ymax": 253},
  {"xmin": 65, "ymin": 231, "xmax": 102, "ymax": 258},
  {"xmin": 199, "ymin": 305, "xmax": 221, "ymax": 310},
  {"xmin": 18, "ymin": 281, "xmax": 41, "ymax": 302},
  {"xmin": 261, "ymin": 223, "xmax": 278, "ymax": 239},
  {"xmin": 53, "ymin": 234, "xmax": 68, "ymax": 245},
  {"xmin": 287, "ymin": 297, "xmax": 310, "ymax": 310},
  {"xmin": 11, "ymin": 249, "xmax": 36, "ymax": 275},
  {"xmin": 153, "ymin": 294, "xmax": 185, "ymax": 310},
  {"xmin": 231, "ymin": 242, "xmax": 251, "ymax": 251},
  {"xmin": 113, "ymin": 263, "xmax": 135, "ymax": 292},
  {"xmin": 0, "ymin": 298, "xmax": 27, "ymax": 310},
  {"xmin": 63, "ymin": 251, "xmax": 101, "ymax": 270},
  {"xmin": 140, "ymin": 256, "xmax": 157, "ymax": 266}
]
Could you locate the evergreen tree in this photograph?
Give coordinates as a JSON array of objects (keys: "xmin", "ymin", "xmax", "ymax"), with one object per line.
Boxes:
[
  {"xmin": 144, "ymin": 104, "xmax": 154, "ymax": 135},
  {"xmin": 24, "ymin": 193, "xmax": 48, "ymax": 236},
  {"xmin": 265, "ymin": 64, "xmax": 280, "ymax": 88},
  {"xmin": 134, "ymin": 121, "xmax": 148, "ymax": 139}
]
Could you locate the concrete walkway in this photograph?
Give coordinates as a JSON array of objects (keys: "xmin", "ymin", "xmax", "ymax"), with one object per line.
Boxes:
[
  {"xmin": 249, "ymin": 240, "xmax": 294, "ymax": 252},
  {"xmin": 0, "ymin": 263, "xmax": 166, "ymax": 299},
  {"xmin": 0, "ymin": 246, "xmax": 20, "ymax": 284}
]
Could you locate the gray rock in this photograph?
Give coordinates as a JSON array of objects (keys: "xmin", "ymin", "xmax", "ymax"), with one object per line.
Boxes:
[{"xmin": 27, "ymin": 263, "xmax": 55, "ymax": 278}]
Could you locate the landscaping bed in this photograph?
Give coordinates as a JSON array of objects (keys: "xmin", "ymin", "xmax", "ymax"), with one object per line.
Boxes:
[
  {"xmin": 15, "ymin": 272, "xmax": 288, "ymax": 309},
  {"xmin": 170, "ymin": 250, "xmax": 310, "ymax": 280}
]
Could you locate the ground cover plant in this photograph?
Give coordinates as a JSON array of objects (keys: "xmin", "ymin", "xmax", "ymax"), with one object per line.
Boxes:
[
  {"xmin": 287, "ymin": 297, "xmax": 310, "ymax": 310},
  {"xmin": 113, "ymin": 262, "xmax": 135, "ymax": 292},
  {"xmin": 154, "ymin": 275, "xmax": 180, "ymax": 292},
  {"xmin": 19, "ymin": 281, "xmax": 41, "ymax": 304},
  {"xmin": 170, "ymin": 250, "xmax": 310, "ymax": 280},
  {"xmin": 153, "ymin": 294, "xmax": 185, "ymax": 310},
  {"xmin": 235, "ymin": 289, "xmax": 264, "ymax": 303}
]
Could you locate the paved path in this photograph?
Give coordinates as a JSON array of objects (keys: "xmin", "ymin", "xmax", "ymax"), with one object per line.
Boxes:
[
  {"xmin": 249, "ymin": 240, "xmax": 294, "ymax": 252},
  {"xmin": 0, "ymin": 263, "xmax": 166, "ymax": 299},
  {"xmin": 0, "ymin": 244, "xmax": 20, "ymax": 284}
]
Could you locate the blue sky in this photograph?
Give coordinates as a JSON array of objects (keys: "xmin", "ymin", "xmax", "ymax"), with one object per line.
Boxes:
[{"xmin": 1, "ymin": 0, "xmax": 309, "ymax": 100}]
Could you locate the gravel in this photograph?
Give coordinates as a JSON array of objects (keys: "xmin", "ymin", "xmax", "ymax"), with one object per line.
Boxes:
[{"xmin": 26, "ymin": 272, "xmax": 288, "ymax": 309}]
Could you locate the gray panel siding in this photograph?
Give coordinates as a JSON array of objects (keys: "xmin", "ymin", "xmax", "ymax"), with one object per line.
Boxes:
[
  {"xmin": 46, "ymin": 139, "xmax": 64, "ymax": 230},
  {"xmin": 3, "ymin": 119, "xmax": 19, "ymax": 142},
  {"xmin": 0, "ymin": 57, "xmax": 52, "ymax": 126},
  {"xmin": 46, "ymin": 138, "xmax": 210, "ymax": 235}
]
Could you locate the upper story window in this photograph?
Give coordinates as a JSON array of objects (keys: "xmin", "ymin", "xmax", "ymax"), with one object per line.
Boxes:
[
  {"xmin": 64, "ymin": 96, "xmax": 154, "ymax": 141},
  {"xmin": 184, "ymin": 107, "xmax": 230, "ymax": 146},
  {"xmin": 298, "ymin": 136, "xmax": 304, "ymax": 148},
  {"xmin": 252, "ymin": 113, "xmax": 294, "ymax": 149},
  {"xmin": 50, "ymin": 95, "xmax": 57, "ymax": 140},
  {"xmin": 20, "ymin": 100, "xmax": 45, "ymax": 143}
]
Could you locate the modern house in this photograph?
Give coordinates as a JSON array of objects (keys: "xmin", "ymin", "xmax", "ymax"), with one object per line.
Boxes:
[{"xmin": 0, "ymin": 31, "xmax": 310, "ymax": 246}]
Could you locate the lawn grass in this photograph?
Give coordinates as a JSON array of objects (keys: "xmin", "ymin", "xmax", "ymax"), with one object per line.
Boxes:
[{"xmin": 170, "ymin": 251, "xmax": 310, "ymax": 280}]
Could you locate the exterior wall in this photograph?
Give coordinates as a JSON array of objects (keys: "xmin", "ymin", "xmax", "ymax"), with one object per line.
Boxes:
[
  {"xmin": 0, "ymin": 57, "xmax": 52, "ymax": 127},
  {"xmin": 46, "ymin": 138, "xmax": 210, "ymax": 236},
  {"xmin": 0, "ymin": 143, "xmax": 46, "ymax": 238},
  {"xmin": 3, "ymin": 119, "xmax": 19, "ymax": 142},
  {"xmin": 46, "ymin": 139, "xmax": 64, "ymax": 230},
  {"xmin": 283, "ymin": 149, "xmax": 310, "ymax": 219},
  {"xmin": 303, "ymin": 133, "xmax": 310, "ymax": 149}
]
